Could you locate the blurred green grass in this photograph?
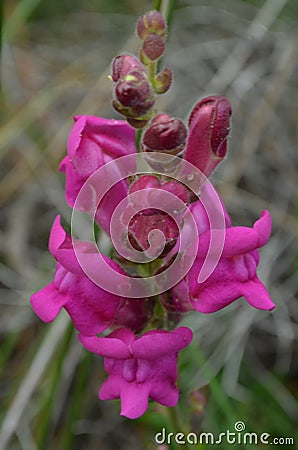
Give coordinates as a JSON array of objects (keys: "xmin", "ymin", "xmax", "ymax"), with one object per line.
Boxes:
[{"xmin": 1, "ymin": 1, "xmax": 298, "ymax": 449}]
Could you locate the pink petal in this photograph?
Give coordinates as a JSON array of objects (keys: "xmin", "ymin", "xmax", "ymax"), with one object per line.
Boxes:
[
  {"xmin": 133, "ymin": 327, "xmax": 193, "ymax": 360},
  {"xmin": 241, "ymin": 278, "xmax": 275, "ymax": 310},
  {"xmin": 78, "ymin": 334, "xmax": 131, "ymax": 359},
  {"xmin": 49, "ymin": 216, "xmax": 94, "ymax": 275},
  {"xmin": 30, "ymin": 282, "xmax": 66, "ymax": 323},
  {"xmin": 108, "ymin": 328, "xmax": 137, "ymax": 346},
  {"xmin": 150, "ymin": 379, "xmax": 179, "ymax": 407},
  {"xmin": 48, "ymin": 215, "xmax": 67, "ymax": 259},
  {"xmin": 60, "ymin": 155, "xmax": 104, "ymax": 213},
  {"xmin": 191, "ymin": 281, "xmax": 243, "ymax": 313},
  {"xmin": 94, "ymin": 179, "xmax": 129, "ymax": 236},
  {"xmin": 67, "ymin": 116, "xmax": 136, "ymax": 163},
  {"xmin": 253, "ymin": 210, "xmax": 272, "ymax": 246},
  {"xmin": 119, "ymin": 381, "xmax": 150, "ymax": 419},
  {"xmin": 99, "ymin": 375, "xmax": 122, "ymax": 400},
  {"xmin": 221, "ymin": 210, "xmax": 272, "ymax": 257},
  {"xmin": 99, "ymin": 376, "xmax": 150, "ymax": 419}
]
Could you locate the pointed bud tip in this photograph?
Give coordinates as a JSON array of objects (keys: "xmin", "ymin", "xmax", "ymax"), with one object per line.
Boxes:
[{"xmin": 189, "ymin": 96, "xmax": 232, "ymax": 158}]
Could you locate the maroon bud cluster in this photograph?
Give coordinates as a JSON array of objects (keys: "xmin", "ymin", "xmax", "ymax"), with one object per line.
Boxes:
[
  {"xmin": 136, "ymin": 10, "xmax": 171, "ymax": 95},
  {"xmin": 110, "ymin": 12, "xmax": 173, "ymax": 126},
  {"xmin": 111, "ymin": 55, "xmax": 155, "ymax": 128}
]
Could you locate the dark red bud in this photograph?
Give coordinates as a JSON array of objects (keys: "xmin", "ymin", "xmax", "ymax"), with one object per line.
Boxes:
[
  {"xmin": 142, "ymin": 113, "xmax": 187, "ymax": 155},
  {"xmin": 112, "ymin": 54, "xmax": 145, "ymax": 82},
  {"xmin": 189, "ymin": 96, "xmax": 232, "ymax": 157},
  {"xmin": 155, "ymin": 67, "xmax": 172, "ymax": 94},
  {"xmin": 114, "ymin": 71, "xmax": 155, "ymax": 117},
  {"xmin": 136, "ymin": 10, "xmax": 167, "ymax": 40},
  {"xmin": 141, "ymin": 34, "xmax": 165, "ymax": 62}
]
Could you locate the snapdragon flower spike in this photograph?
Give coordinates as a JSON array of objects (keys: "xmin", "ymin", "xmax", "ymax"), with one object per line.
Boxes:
[
  {"xmin": 111, "ymin": 55, "xmax": 156, "ymax": 126},
  {"xmin": 183, "ymin": 96, "xmax": 232, "ymax": 179},
  {"xmin": 165, "ymin": 199, "xmax": 275, "ymax": 313},
  {"xmin": 59, "ymin": 115, "xmax": 135, "ymax": 235},
  {"xmin": 79, "ymin": 326, "xmax": 193, "ymax": 419},
  {"xmin": 30, "ymin": 216, "xmax": 126, "ymax": 335}
]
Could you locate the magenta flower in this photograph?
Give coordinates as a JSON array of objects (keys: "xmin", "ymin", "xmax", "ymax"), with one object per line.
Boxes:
[
  {"xmin": 59, "ymin": 116, "xmax": 135, "ymax": 234},
  {"xmin": 30, "ymin": 216, "xmax": 128, "ymax": 335},
  {"xmin": 163, "ymin": 200, "xmax": 275, "ymax": 313},
  {"xmin": 79, "ymin": 326, "xmax": 193, "ymax": 419}
]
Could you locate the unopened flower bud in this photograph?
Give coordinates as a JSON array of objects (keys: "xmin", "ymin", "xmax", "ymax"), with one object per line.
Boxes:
[
  {"xmin": 136, "ymin": 10, "xmax": 167, "ymax": 40},
  {"xmin": 113, "ymin": 71, "xmax": 155, "ymax": 118},
  {"xmin": 183, "ymin": 96, "xmax": 232, "ymax": 179},
  {"xmin": 189, "ymin": 95, "xmax": 232, "ymax": 157},
  {"xmin": 140, "ymin": 34, "xmax": 165, "ymax": 63},
  {"xmin": 142, "ymin": 114, "xmax": 187, "ymax": 155},
  {"xmin": 154, "ymin": 67, "xmax": 172, "ymax": 94},
  {"xmin": 112, "ymin": 54, "xmax": 145, "ymax": 82}
]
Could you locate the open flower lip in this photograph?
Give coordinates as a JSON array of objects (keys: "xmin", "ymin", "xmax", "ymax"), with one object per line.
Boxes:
[{"xmin": 78, "ymin": 327, "xmax": 193, "ymax": 419}]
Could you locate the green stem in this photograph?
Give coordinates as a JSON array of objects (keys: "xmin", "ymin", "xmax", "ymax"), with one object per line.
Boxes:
[
  {"xmin": 152, "ymin": 0, "xmax": 162, "ymax": 10},
  {"xmin": 135, "ymin": 128, "xmax": 142, "ymax": 153},
  {"xmin": 147, "ymin": 61, "xmax": 157, "ymax": 90},
  {"xmin": 153, "ymin": 0, "xmax": 176, "ymax": 73},
  {"xmin": 154, "ymin": 0, "xmax": 176, "ymax": 30},
  {"xmin": 162, "ymin": 0, "xmax": 176, "ymax": 31}
]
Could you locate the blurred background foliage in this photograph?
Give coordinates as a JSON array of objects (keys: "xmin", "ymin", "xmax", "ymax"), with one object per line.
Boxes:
[{"xmin": 1, "ymin": 0, "xmax": 298, "ymax": 449}]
